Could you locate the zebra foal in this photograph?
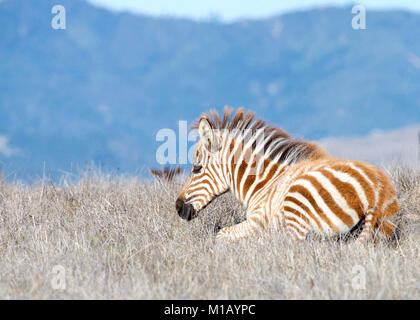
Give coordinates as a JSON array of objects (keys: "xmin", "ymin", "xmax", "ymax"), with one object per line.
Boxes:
[{"xmin": 175, "ymin": 108, "xmax": 399, "ymax": 241}]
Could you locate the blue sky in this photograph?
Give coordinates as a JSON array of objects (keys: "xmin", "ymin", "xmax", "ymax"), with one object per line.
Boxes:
[{"xmin": 87, "ymin": 0, "xmax": 420, "ymax": 21}]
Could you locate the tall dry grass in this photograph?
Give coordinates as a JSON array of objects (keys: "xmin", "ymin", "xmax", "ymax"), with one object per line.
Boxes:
[{"xmin": 0, "ymin": 165, "xmax": 419, "ymax": 299}]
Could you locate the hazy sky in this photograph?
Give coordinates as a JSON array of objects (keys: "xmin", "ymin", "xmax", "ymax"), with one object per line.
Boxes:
[{"xmin": 87, "ymin": 0, "xmax": 420, "ymax": 21}]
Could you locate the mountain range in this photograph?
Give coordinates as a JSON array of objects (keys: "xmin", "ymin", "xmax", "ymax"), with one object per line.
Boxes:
[{"xmin": 1, "ymin": 0, "xmax": 419, "ymax": 180}]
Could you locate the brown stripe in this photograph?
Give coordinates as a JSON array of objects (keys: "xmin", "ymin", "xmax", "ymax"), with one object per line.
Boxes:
[
  {"xmin": 229, "ymin": 143, "xmax": 243, "ymax": 196},
  {"xmin": 220, "ymin": 163, "xmax": 228, "ymax": 185},
  {"xmin": 197, "ymin": 198, "xmax": 206, "ymax": 207},
  {"xmin": 289, "ymin": 184, "xmax": 337, "ymax": 232},
  {"xmin": 331, "ymin": 164, "xmax": 376, "ymax": 208},
  {"xmin": 284, "ymin": 206, "xmax": 310, "ymax": 227},
  {"xmin": 185, "ymin": 186, "xmax": 210, "ymax": 201},
  {"xmin": 186, "ymin": 185, "xmax": 206, "ymax": 194},
  {"xmin": 284, "ymin": 196, "xmax": 324, "ymax": 232},
  {"xmin": 210, "ymin": 165, "xmax": 222, "ymax": 184},
  {"xmin": 252, "ymin": 161, "xmax": 280, "ymax": 195},
  {"xmin": 242, "ymin": 174, "xmax": 256, "ymax": 203},
  {"xmin": 204, "ymin": 170, "xmax": 217, "ymax": 195},
  {"xmin": 301, "ymin": 174, "xmax": 354, "ymax": 227},
  {"xmin": 250, "ymin": 215, "xmax": 265, "ymax": 230},
  {"xmin": 320, "ymin": 169, "xmax": 364, "ymax": 219},
  {"xmin": 285, "ymin": 223, "xmax": 305, "ymax": 238},
  {"xmin": 241, "ymin": 152, "xmax": 263, "ymax": 199},
  {"xmin": 235, "ymin": 147, "xmax": 253, "ymax": 196},
  {"xmin": 189, "ymin": 175, "xmax": 213, "ymax": 190}
]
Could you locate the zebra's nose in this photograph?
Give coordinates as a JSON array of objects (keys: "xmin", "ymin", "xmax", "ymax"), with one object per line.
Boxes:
[
  {"xmin": 175, "ymin": 198, "xmax": 196, "ymax": 221},
  {"xmin": 176, "ymin": 198, "xmax": 184, "ymax": 213}
]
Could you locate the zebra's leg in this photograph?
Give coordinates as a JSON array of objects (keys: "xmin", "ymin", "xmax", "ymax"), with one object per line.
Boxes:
[
  {"xmin": 284, "ymin": 215, "xmax": 309, "ymax": 241},
  {"xmin": 216, "ymin": 212, "xmax": 266, "ymax": 240},
  {"xmin": 356, "ymin": 208, "xmax": 378, "ymax": 242},
  {"xmin": 282, "ymin": 206, "xmax": 311, "ymax": 240}
]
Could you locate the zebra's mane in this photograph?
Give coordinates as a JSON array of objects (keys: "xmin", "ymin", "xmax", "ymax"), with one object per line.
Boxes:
[{"xmin": 193, "ymin": 107, "xmax": 329, "ymax": 164}]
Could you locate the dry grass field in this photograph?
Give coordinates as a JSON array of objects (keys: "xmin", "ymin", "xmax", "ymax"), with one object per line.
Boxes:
[{"xmin": 0, "ymin": 165, "xmax": 419, "ymax": 299}]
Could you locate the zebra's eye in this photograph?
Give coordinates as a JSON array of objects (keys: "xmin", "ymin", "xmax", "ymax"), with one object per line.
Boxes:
[{"xmin": 192, "ymin": 164, "xmax": 202, "ymax": 174}]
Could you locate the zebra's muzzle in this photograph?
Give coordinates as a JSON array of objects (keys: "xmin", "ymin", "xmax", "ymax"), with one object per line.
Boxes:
[{"xmin": 175, "ymin": 198, "xmax": 196, "ymax": 221}]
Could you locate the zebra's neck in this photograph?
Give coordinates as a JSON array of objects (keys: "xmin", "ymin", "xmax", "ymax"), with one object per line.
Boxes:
[{"xmin": 219, "ymin": 134, "xmax": 289, "ymax": 208}]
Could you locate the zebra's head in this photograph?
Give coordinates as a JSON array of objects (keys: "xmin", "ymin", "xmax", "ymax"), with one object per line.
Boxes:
[{"xmin": 176, "ymin": 117, "xmax": 229, "ymax": 221}]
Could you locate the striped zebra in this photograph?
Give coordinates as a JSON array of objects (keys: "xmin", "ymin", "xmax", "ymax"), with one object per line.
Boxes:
[{"xmin": 175, "ymin": 108, "xmax": 399, "ymax": 241}]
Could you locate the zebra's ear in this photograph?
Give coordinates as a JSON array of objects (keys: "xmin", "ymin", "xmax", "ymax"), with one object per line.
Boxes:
[{"xmin": 198, "ymin": 118, "xmax": 220, "ymax": 152}]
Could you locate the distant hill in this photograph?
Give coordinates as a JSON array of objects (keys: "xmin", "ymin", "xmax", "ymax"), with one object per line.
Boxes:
[{"xmin": 1, "ymin": 0, "xmax": 419, "ymax": 180}]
